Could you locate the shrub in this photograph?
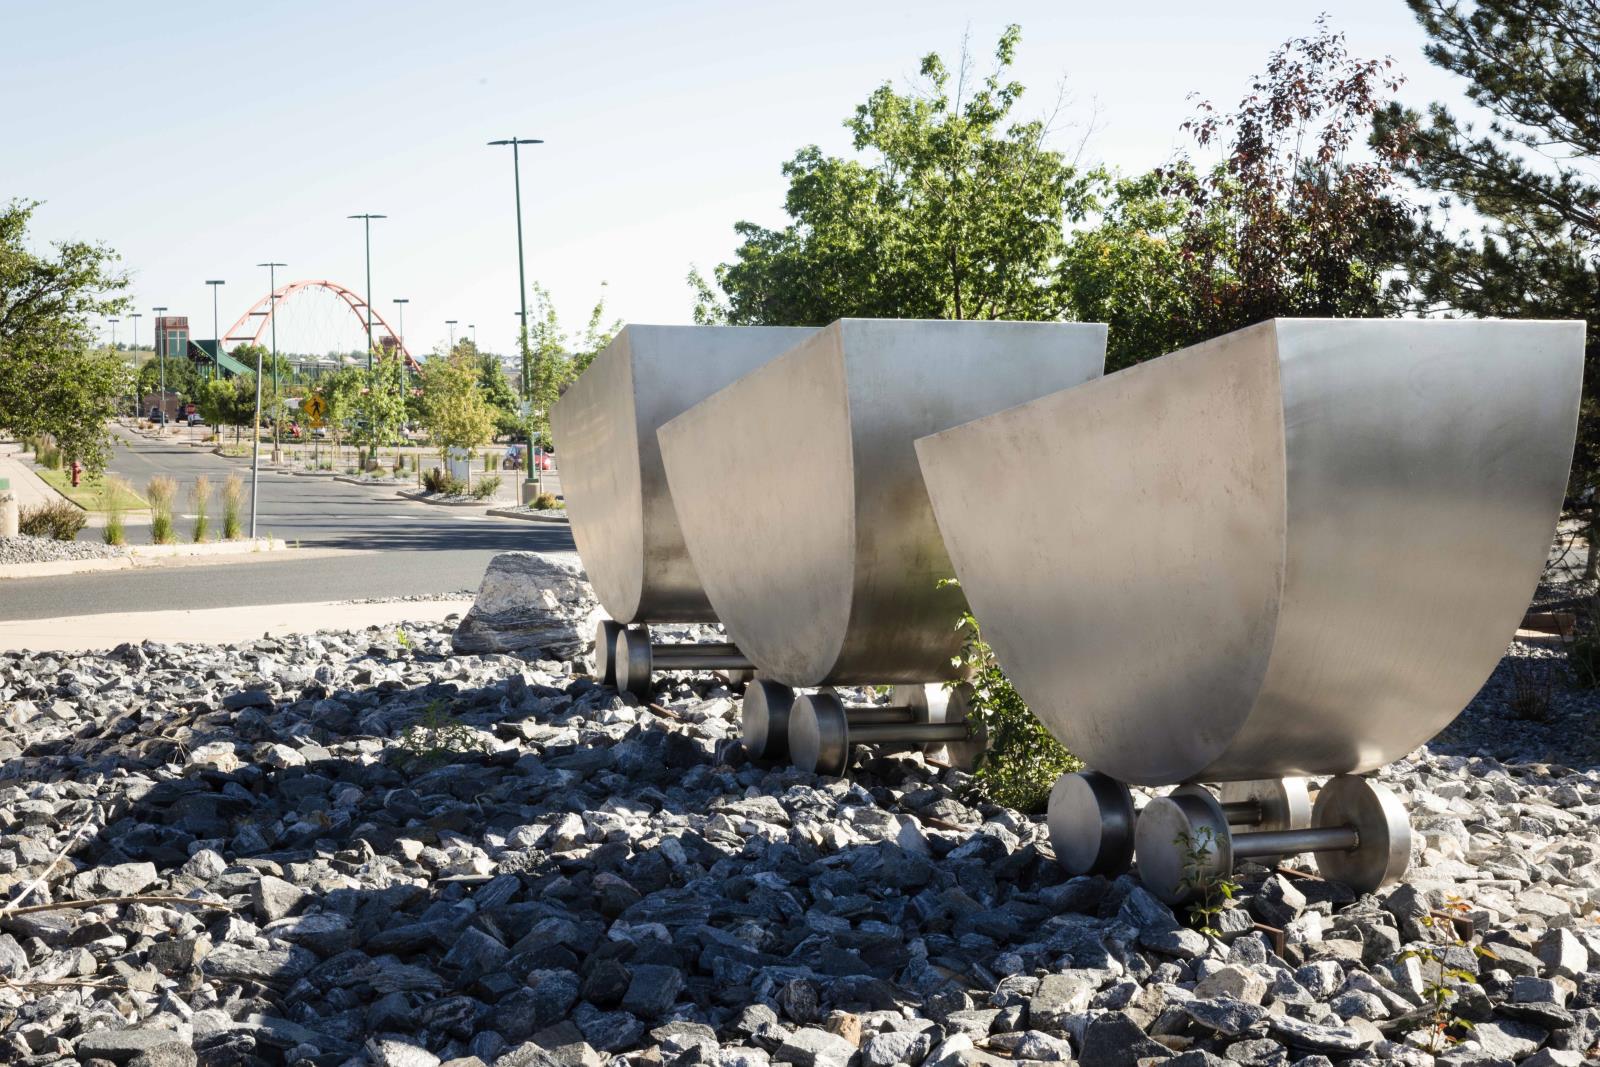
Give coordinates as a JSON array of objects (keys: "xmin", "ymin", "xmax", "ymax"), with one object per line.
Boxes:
[
  {"xmin": 422, "ymin": 467, "xmax": 469, "ymax": 496},
  {"xmin": 19, "ymin": 499, "xmax": 87, "ymax": 541},
  {"xmin": 191, "ymin": 476, "xmax": 211, "ymax": 542},
  {"xmin": 147, "ymin": 476, "xmax": 177, "ymax": 544},
  {"xmin": 222, "ymin": 473, "xmax": 244, "ymax": 540},
  {"xmin": 471, "ymin": 475, "xmax": 502, "ymax": 500},
  {"xmin": 36, "ymin": 442, "xmax": 61, "ymax": 470},
  {"xmin": 101, "ymin": 477, "xmax": 129, "ymax": 546},
  {"xmin": 946, "ymin": 581, "xmax": 1082, "ymax": 812},
  {"xmin": 532, "ymin": 492, "xmax": 560, "ymax": 510}
]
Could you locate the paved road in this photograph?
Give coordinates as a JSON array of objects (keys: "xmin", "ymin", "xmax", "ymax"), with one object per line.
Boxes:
[{"xmin": 0, "ymin": 432, "xmax": 574, "ymax": 621}]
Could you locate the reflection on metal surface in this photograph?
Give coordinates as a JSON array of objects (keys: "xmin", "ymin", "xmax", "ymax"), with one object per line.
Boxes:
[
  {"xmin": 917, "ymin": 319, "xmax": 1584, "ymax": 785},
  {"xmin": 660, "ymin": 318, "xmax": 1107, "ymax": 686},
  {"xmin": 550, "ymin": 324, "xmax": 816, "ymax": 623}
]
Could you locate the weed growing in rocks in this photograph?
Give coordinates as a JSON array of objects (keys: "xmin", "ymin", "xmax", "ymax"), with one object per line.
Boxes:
[
  {"xmin": 1176, "ymin": 823, "xmax": 1240, "ymax": 937},
  {"xmin": 100, "ymin": 477, "xmax": 128, "ymax": 546},
  {"xmin": 395, "ymin": 698, "xmax": 491, "ymax": 769},
  {"xmin": 1397, "ymin": 898, "xmax": 1498, "ymax": 1052},
  {"xmin": 18, "ymin": 498, "xmax": 86, "ymax": 541}
]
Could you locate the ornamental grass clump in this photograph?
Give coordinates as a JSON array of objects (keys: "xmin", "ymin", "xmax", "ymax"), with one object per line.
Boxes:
[
  {"xmin": 221, "ymin": 474, "xmax": 244, "ymax": 540},
  {"xmin": 191, "ymin": 476, "xmax": 212, "ymax": 543},
  {"xmin": 147, "ymin": 476, "xmax": 177, "ymax": 545},
  {"xmin": 101, "ymin": 478, "xmax": 129, "ymax": 546}
]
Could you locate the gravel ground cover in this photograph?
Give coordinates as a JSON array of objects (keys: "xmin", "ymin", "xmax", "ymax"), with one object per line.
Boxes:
[
  {"xmin": 0, "ymin": 535, "xmax": 127, "ymax": 566},
  {"xmin": 1, "ymin": 601, "xmax": 1597, "ymax": 1066}
]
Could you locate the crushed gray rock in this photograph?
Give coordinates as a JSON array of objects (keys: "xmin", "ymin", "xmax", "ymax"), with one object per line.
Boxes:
[
  {"xmin": 0, "ymin": 533, "xmax": 126, "ymax": 565},
  {"xmin": 0, "ymin": 555, "xmax": 1595, "ymax": 1066}
]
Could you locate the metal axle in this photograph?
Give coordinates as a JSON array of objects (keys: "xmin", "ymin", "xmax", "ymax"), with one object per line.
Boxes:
[
  {"xmin": 594, "ymin": 620, "xmax": 754, "ymax": 698},
  {"xmin": 1232, "ymin": 824, "xmax": 1360, "ymax": 859},
  {"xmin": 1135, "ymin": 776, "xmax": 1411, "ymax": 905},
  {"xmin": 742, "ymin": 685, "xmax": 917, "ymax": 762},
  {"xmin": 787, "ymin": 687, "xmax": 984, "ymax": 777}
]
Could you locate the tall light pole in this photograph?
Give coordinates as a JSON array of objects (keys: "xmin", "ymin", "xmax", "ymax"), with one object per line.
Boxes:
[
  {"xmin": 254, "ymin": 263, "xmax": 286, "ymax": 535},
  {"xmin": 488, "ymin": 137, "xmax": 543, "ymax": 500},
  {"xmin": 129, "ymin": 313, "xmax": 142, "ymax": 416},
  {"xmin": 152, "ymin": 306, "xmax": 168, "ymax": 428},
  {"xmin": 392, "ymin": 298, "xmax": 408, "ymax": 353},
  {"xmin": 205, "ymin": 280, "xmax": 225, "ymax": 382},
  {"xmin": 469, "ymin": 323, "xmax": 477, "ymax": 351},
  {"xmin": 108, "ymin": 317, "xmax": 119, "ymax": 351},
  {"xmin": 347, "ymin": 213, "xmax": 386, "ymax": 370},
  {"xmin": 446, "ymin": 319, "xmax": 458, "ymax": 350}
]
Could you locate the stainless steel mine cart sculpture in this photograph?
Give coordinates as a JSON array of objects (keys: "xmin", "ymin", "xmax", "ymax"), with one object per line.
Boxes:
[
  {"xmin": 657, "ymin": 318, "xmax": 1108, "ymax": 774},
  {"xmin": 549, "ymin": 324, "xmax": 817, "ymax": 696},
  {"xmin": 915, "ymin": 318, "xmax": 1585, "ymax": 901}
]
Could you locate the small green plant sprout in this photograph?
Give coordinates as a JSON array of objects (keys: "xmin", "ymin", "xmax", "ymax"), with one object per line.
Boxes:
[
  {"xmin": 395, "ymin": 699, "xmax": 490, "ymax": 770},
  {"xmin": 1397, "ymin": 897, "xmax": 1496, "ymax": 1053},
  {"xmin": 941, "ymin": 577, "xmax": 1082, "ymax": 811},
  {"xmin": 1175, "ymin": 824, "xmax": 1241, "ymax": 937},
  {"xmin": 394, "ymin": 628, "xmax": 412, "ymax": 649}
]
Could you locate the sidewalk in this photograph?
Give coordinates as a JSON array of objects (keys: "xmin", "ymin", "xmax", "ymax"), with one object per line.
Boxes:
[
  {"xmin": 0, "ymin": 597, "xmax": 476, "ymax": 653},
  {"xmin": 0, "ymin": 442, "xmax": 61, "ymax": 510}
]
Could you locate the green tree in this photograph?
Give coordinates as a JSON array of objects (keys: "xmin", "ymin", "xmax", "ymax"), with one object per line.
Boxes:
[
  {"xmin": 419, "ymin": 347, "xmax": 496, "ymax": 462},
  {"xmin": 691, "ymin": 26, "xmax": 1098, "ymax": 325},
  {"xmin": 198, "ymin": 377, "xmax": 255, "ymax": 443},
  {"xmin": 1059, "ymin": 172, "xmax": 1190, "ymax": 372},
  {"xmin": 0, "ymin": 199, "xmax": 131, "ymax": 470},
  {"xmin": 1158, "ymin": 17, "xmax": 1414, "ymax": 342},
  {"xmin": 350, "ymin": 356, "xmax": 409, "ymax": 467},
  {"xmin": 1383, "ymin": 0, "xmax": 1600, "ymax": 570}
]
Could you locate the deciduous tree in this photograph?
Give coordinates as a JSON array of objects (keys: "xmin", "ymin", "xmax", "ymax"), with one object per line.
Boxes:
[
  {"xmin": 692, "ymin": 27, "xmax": 1097, "ymax": 325},
  {"xmin": 0, "ymin": 199, "xmax": 130, "ymax": 469}
]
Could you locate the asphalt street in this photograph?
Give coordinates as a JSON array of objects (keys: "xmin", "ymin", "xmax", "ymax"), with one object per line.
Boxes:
[{"xmin": 0, "ymin": 432, "xmax": 574, "ymax": 621}]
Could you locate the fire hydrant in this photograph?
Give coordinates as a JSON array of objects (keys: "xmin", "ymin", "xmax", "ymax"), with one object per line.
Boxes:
[{"xmin": 70, "ymin": 459, "xmax": 82, "ymax": 487}]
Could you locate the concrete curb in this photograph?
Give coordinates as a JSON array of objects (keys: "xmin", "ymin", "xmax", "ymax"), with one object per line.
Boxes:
[
  {"xmin": 396, "ymin": 489, "xmax": 502, "ymax": 508},
  {"xmin": 484, "ymin": 506, "xmax": 570, "ymax": 524},
  {"xmin": 0, "ymin": 538, "xmax": 292, "ymax": 581}
]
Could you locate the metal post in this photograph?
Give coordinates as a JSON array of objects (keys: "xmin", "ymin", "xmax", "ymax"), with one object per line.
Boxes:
[
  {"xmin": 488, "ymin": 137, "xmax": 543, "ymax": 502},
  {"xmin": 393, "ymin": 299, "xmax": 408, "ymax": 351},
  {"xmin": 152, "ymin": 306, "xmax": 168, "ymax": 430},
  {"xmin": 129, "ymin": 313, "xmax": 142, "ymax": 417},
  {"xmin": 347, "ymin": 214, "xmax": 386, "ymax": 371},
  {"xmin": 205, "ymin": 281, "xmax": 225, "ymax": 382},
  {"xmin": 447, "ymin": 320, "xmax": 458, "ymax": 350},
  {"xmin": 254, "ymin": 262, "xmax": 285, "ymax": 532},
  {"xmin": 109, "ymin": 317, "xmax": 119, "ymax": 351}
]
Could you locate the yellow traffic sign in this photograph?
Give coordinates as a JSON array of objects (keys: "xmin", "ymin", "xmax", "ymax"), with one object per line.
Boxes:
[{"xmin": 302, "ymin": 394, "xmax": 327, "ymax": 427}]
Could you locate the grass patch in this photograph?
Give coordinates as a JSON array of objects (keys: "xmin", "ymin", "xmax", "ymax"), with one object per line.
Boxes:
[{"xmin": 36, "ymin": 469, "xmax": 148, "ymax": 511}]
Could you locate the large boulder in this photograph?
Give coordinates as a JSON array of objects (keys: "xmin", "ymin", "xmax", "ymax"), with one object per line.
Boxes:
[{"xmin": 452, "ymin": 552, "xmax": 603, "ymax": 659}]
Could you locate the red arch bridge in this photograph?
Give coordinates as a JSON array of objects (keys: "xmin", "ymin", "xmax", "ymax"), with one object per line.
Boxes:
[{"xmin": 222, "ymin": 279, "xmax": 418, "ymax": 371}]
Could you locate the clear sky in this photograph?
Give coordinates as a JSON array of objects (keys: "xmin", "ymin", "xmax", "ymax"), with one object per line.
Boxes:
[{"xmin": 4, "ymin": 0, "xmax": 1471, "ymax": 359}]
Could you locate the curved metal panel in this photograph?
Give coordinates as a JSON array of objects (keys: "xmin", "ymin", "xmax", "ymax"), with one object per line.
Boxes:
[
  {"xmin": 660, "ymin": 319, "xmax": 1108, "ymax": 686},
  {"xmin": 549, "ymin": 325, "xmax": 816, "ymax": 622},
  {"xmin": 916, "ymin": 318, "xmax": 1584, "ymax": 785}
]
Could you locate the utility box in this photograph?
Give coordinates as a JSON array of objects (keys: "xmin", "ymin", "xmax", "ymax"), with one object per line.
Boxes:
[{"xmin": 0, "ymin": 477, "xmax": 17, "ymax": 539}]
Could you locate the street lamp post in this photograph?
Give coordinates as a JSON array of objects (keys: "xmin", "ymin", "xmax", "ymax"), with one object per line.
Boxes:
[
  {"xmin": 205, "ymin": 280, "xmax": 225, "ymax": 382},
  {"xmin": 446, "ymin": 320, "xmax": 458, "ymax": 350},
  {"xmin": 392, "ymin": 299, "xmax": 408, "ymax": 353},
  {"xmin": 254, "ymin": 263, "xmax": 286, "ymax": 535},
  {"xmin": 129, "ymin": 312, "xmax": 142, "ymax": 416},
  {"xmin": 488, "ymin": 136, "xmax": 544, "ymax": 501},
  {"xmin": 347, "ymin": 214, "xmax": 386, "ymax": 370},
  {"xmin": 108, "ymin": 317, "xmax": 119, "ymax": 352},
  {"xmin": 152, "ymin": 306, "xmax": 168, "ymax": 430},
  {"xmin": 469, "ymin": 323, "xmax": 477, "ymax": 351}
]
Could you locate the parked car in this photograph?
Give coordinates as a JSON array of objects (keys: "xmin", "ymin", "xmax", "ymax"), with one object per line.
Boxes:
[{"xmin": 148, "ymin": 408, "xmax": 169, "ymax": 424}]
